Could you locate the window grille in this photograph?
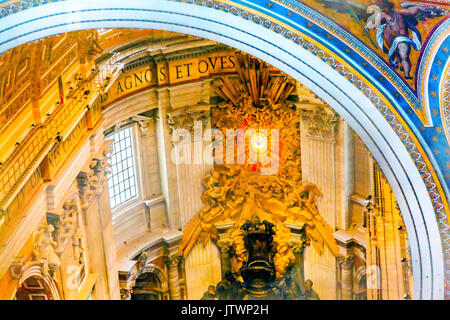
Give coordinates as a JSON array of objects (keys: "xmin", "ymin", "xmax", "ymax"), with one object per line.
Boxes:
[{"xmin": 107, "ymin": 127, "xmax": 138, "ymax": 208}]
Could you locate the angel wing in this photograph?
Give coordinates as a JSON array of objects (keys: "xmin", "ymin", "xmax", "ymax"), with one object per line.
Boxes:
[{"xmin": 316, "ymin": 0, "xmax": 378, "ymax": 47}]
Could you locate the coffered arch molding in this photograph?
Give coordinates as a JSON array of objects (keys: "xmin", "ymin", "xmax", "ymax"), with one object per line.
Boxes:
[
  {"xmin": 0, "ymin": 0, "xmax": 446, "ymax": 299},
  {"xmin": 13, "ymin": 264, "xmax": 61, "ymax": 300}
]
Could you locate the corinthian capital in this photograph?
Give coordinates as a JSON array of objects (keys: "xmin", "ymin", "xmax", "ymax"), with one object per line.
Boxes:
[
  {"xmin": 216, "ymin": 239, "xmax": 234, "ymax": 252},
  {"xmin": 167, "ymin": 107, "xmax": 210, "ymax": 136},
  {"xmin": 299, "ymin": 106, "xmax": 339, "ymax": 142},
  {"xmin": 86, "ymin": 154, "xmax": 111, "ymax": 193},
  {"xmin": 337, "ymin": 254, "xmax": 355, "ymax": 269},
  {"xmin": 289, "ymin": 239, "xmax": 306, "ymax": 253},
  {"xmin": 165, "ymin": 253, "xmax": 182, "ymax": 267}
]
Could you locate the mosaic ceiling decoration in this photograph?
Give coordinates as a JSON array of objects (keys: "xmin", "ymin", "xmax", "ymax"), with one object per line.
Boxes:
[
  {"xmin": 0, "ymin": 0, "xmax": 448, "ymax": 299},
  {"xmin": 296, "ymin": 0, "xmax": 448, "ymax": 86}
]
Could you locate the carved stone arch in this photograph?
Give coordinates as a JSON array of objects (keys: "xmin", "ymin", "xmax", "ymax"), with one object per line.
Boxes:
[
  {"xmin": 355, "ymin": 265, "xmax": 367, "ymax": 284},
  {"xmin": 127, "ymin": 257, "xmax": 169, "ymax": 292},
  {"xmin": 130, "ymin": 263, "xmax": 169, "ymax": 300},
  {"xmin": 14, "ymin": 263, "xmax": 61, "ymax": 300},
  {"xmin": 137, "ymin": 263, "xmax": 169, "ymax": 293},
  {"xmin": 354, "ymin": 265, "xmax": 367, "ymax": 300},
  {"xmin": 0, "ymin": 0, "xmax": 448, "ymax": 299}
]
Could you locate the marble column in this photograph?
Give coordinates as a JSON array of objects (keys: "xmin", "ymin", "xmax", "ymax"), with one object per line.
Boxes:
[
  {"xmin": 165, "ymin": 253, "xmax": 182, "ymax": 300},
  {"xmin": 338, "ymin": 255, "xmax": 355, "ymax": 300},
  {"xmin": 216, "ymin": 239, "xmax": 234, "ymax": 279}
]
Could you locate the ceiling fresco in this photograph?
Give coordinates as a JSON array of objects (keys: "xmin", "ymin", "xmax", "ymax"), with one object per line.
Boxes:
[
  {"xmin": 293, "ymin": 0, "xmax": 449, "ymax": 88},
  {"xmin": 0, "ymin": 0, "xmax": 448, "ymax": 299}
]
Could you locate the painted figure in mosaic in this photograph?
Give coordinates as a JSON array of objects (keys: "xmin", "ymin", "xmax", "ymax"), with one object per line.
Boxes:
[
  {"xmin": 366, "ymin": 1, "xmax": 447, "ymax": 79},
  {"xmin": 317, "ymin": 0, "xmax": 448, "ymax": 79}
]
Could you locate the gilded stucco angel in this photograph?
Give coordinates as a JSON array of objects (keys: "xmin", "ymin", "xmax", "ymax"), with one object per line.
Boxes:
[
  {"xmin": 180, "ymin": 168, "xmax": 234, "ymax": 254},
  {"xmin": 316, "ymin": 0, "xmax": 448, "ymax": 79},
  {"xmin": 252, "ymin": 177, "xmax": 339, "ymax": 256},
  {"xmin": 179, "ymin": 166, "xmax": 339, "ymax": 277}
]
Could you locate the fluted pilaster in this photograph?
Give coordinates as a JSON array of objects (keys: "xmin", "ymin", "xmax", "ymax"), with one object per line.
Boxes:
[
  {"xmin": 169, "ymin": 106, "xmax": 221, "ymax": 299},
  {"xmin": 299, "ymin": 104, "xmax": 339, "ymax": 299},
  {"xmin": 167, "ymin": 106, "xmax": 212, "ymax": 227}
]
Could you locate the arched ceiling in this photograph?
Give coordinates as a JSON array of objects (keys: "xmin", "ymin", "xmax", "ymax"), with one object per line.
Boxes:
[{"xmin": 0, "ymin": 0, "xmax": 448, "ymax": 299}]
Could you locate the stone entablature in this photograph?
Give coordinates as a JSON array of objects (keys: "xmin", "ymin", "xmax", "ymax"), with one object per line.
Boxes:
[{"xmin": 101, "ymin": 49, "xmax": 237, "ymax": 108}]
